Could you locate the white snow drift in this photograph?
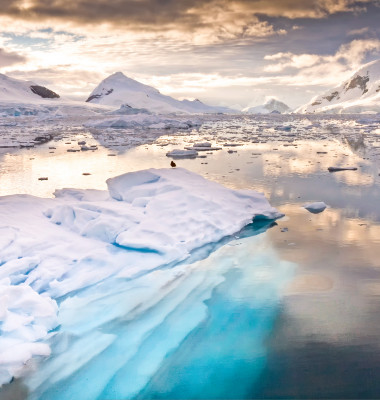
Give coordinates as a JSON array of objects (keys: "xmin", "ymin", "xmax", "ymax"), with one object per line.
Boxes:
[{"xmin": 0, "ymin": 168, "xmax": 282, "ymax": 386}]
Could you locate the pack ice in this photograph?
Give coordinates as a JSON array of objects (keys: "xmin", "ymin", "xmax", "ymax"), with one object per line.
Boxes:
[{"xmin": 0, "ymin": 168, "xmax": 282, "ymax": 386}]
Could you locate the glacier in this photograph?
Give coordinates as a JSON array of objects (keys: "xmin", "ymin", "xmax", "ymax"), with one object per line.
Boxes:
[
  {"xmin": 0, "ymin": 167, "xmax": 283, "ymax": 388},
  {"xmin": 297, "ymin": 59, "xmax": 380, "ymax": 114}
]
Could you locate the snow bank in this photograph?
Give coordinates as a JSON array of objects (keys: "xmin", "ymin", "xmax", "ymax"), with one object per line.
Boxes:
[{"xmin": 0, "ymin": 168, "xmax": 282, "ymax": 386}]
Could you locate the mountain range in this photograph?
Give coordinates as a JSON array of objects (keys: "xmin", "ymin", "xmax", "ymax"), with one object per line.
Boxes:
[
  {"xmin": 85, "ymin": 72, "xmax": 234, "ymax": 114},
  {"xmin": 0, "ymin": 73, "xmax": 59, "ymax": 103},
  {"xmin": 242, "ymin": 98, "xmax": 291, "ymax": 114},
  {"xmin": 297, "ymin": 60, "xmax": 380, "ymax": 114},
  {"xmin": 1, "ymin": 61, "xmax": 380, "ymax": 114}
]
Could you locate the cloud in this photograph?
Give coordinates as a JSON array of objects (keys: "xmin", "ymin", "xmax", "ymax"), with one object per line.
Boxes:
[
  {"xmin": 264, "ymin": 39, "xmax": 380, "ymax": 74},
  {"xmin": 261, "ymin": 39, "xmax": 380, "ymax": 92},
  {"xmin": 0, "ymin": 0, "xmax": 373, "ymax": 30},
  {"xmin": 0, "ymin": 1, "xmax": 377, "ymax": 108},
  {"xmin": 0, "ymin": 0, "xmax": 374, "ymax": 47},
  {"xmin": 264, "ymin": 53, "xmax": 322, "ymax": 71},
  {"xmin": 0, "ymin": 47, "xmax": 26, "ymax": 67},
  {"xmin": 347, "ymin": 26, "xmax": 370, "ymax": 36}
]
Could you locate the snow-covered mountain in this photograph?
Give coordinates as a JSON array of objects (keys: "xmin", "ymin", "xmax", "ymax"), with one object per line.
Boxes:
[
  {"xmin": 86, "ymin": 72, "xmax": 234, "ymax": 114},
  {"xmin": 297, "ymin": 60, "xmax": 380, "ymax": 114},
  {"xmin": 0, "ymin": 73, "xmax": 59, "ymax": 102},
  {"xmin": 242, "ymin": 98, "xmax": 291, "ymax": 114}
]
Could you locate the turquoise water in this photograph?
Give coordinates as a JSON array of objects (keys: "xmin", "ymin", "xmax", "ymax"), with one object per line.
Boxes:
[{"xmin": 1, "ymin": 115, "xmax": 380, "ymax": 399}]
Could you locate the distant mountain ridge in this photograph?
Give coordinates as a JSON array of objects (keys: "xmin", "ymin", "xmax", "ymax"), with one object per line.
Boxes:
[
  {"xmin": 297, "ymin": 60, "xmax": 380, "ymax": 114},
  {"xmin": 242, "ymin": 98, "xmax": 291, "ymax": 114},
  {"xmin": 0, "ymin": 74, "xmax": 59, "ymax": 102},
  {"xmin": 86, "ymin": 72, "xmax": 235, "ymax": 114}
]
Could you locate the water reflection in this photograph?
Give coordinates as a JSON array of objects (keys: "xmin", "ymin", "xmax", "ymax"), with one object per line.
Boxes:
[{"xmin": 257, "ymin": 202, "xmax": 380, "ymax": 398}]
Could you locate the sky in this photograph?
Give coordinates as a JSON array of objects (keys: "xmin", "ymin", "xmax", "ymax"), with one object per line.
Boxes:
[{"xmin": 0, "ymin": 0, "xmax": 379, "ymax": 109}]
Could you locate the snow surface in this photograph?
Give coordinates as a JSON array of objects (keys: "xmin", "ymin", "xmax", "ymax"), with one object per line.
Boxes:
[
  {"xmin": 0, "ymin": 73, "xmax": 111, "ymax": 121},
  {"xmin": 86, "ymin": 72, "xmax": 235, "ymax": 114},
  {"xmin": 0, "ymin": 168, "xmax": 282, "ymax": 386},
  {"xmin": 297, "ymin": 60, "xmax": 380, "ymax": 114},
  {"xmin": 0, "ymin": 74, "xmax": 58, "ymax": 103}
]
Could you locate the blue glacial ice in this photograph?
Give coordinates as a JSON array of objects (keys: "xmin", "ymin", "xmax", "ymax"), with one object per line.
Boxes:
[
  {"xmin": 0, "ymin": 167, "xmax": 286, "ymax": 392},
  {"xmin": 27, "ymin": 226, "xmax": 294, "ymax": 400}
]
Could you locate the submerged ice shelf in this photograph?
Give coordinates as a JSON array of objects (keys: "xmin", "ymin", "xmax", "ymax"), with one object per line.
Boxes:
[
  {"xmin": 0, "ymin": 167, "xmax": 282, "ymax": 388},
  {"xmin": 28, "ymin": 229, "xmax": 294, "ymax": 400}
]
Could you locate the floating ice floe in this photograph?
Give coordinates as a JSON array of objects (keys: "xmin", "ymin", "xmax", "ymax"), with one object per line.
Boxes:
[
  {"xmin": 0, "ymin": 168, "xmax": 282, "ymax": 386},
  {"xmin": 185, "ymin": 142, "xmax": 222, "ymax": 151},
  {"xmin": 223, "ymin": 143, "xmax": 243, "ymax": 147},
  {"xmin": 303, "ymin": 202, "xmax": 327, "ymax": 214},
  {"xmin": 166, "ymin": 149, "xmax": 198, "ymax": 158},
  {"xmin": 328, "ymin": 166, "xmax": 358, "ymax": 172},
  {"xmin": 84, "ymin": 115, "xmax": 199, "ymax": 130},
  {"xmin": 193, "ymin": 142, "xmax": 211, "ymax": 147}
]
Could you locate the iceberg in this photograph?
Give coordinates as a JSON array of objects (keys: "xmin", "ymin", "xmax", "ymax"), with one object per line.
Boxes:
[
  {"xmin": 23, "ymin": 222, "xmax": 294, "ymax": 400},
  {"xmin": 303, "ymin": 202, "xmax": 327, "ymax": 214},
  {"xmin": 0, "ymin": 168, "xmax": 283, "ymax": 387},
  {"xmin": 166, "ymin": 149, "xmax": 198, "ymax": 158},
  {"xmin": 84, "ymin": 114, "xmax": 198, "ymax": 130}
]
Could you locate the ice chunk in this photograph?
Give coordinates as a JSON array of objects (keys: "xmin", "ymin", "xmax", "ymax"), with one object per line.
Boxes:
[
  {"xmin": 193, "ymin": 142, "xmax": 211, "ymax": 147},
  {"xmin": 166, "ymin": 149, "xmax": 198, "ymax": 158},
  {"xmin": 0, "ymin": 281, "xmax": 58, "ymax": 385},
  {"xmin": 185, "ymin": 145, "xmax": 222, "ymax": 151},
  {"xmin": 303, "ymin": 202, "xmax": 327, "ymax": 214}
]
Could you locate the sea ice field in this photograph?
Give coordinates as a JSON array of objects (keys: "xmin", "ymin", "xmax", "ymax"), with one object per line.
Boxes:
[{"xmin": 1, "ymin": 113, "xmax": 380, "ymax": 399}]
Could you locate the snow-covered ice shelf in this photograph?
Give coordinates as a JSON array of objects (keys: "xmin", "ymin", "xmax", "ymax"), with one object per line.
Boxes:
[{"xmin": 0, "ymin": 167, "xmax": 282, "ymax": 387}]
